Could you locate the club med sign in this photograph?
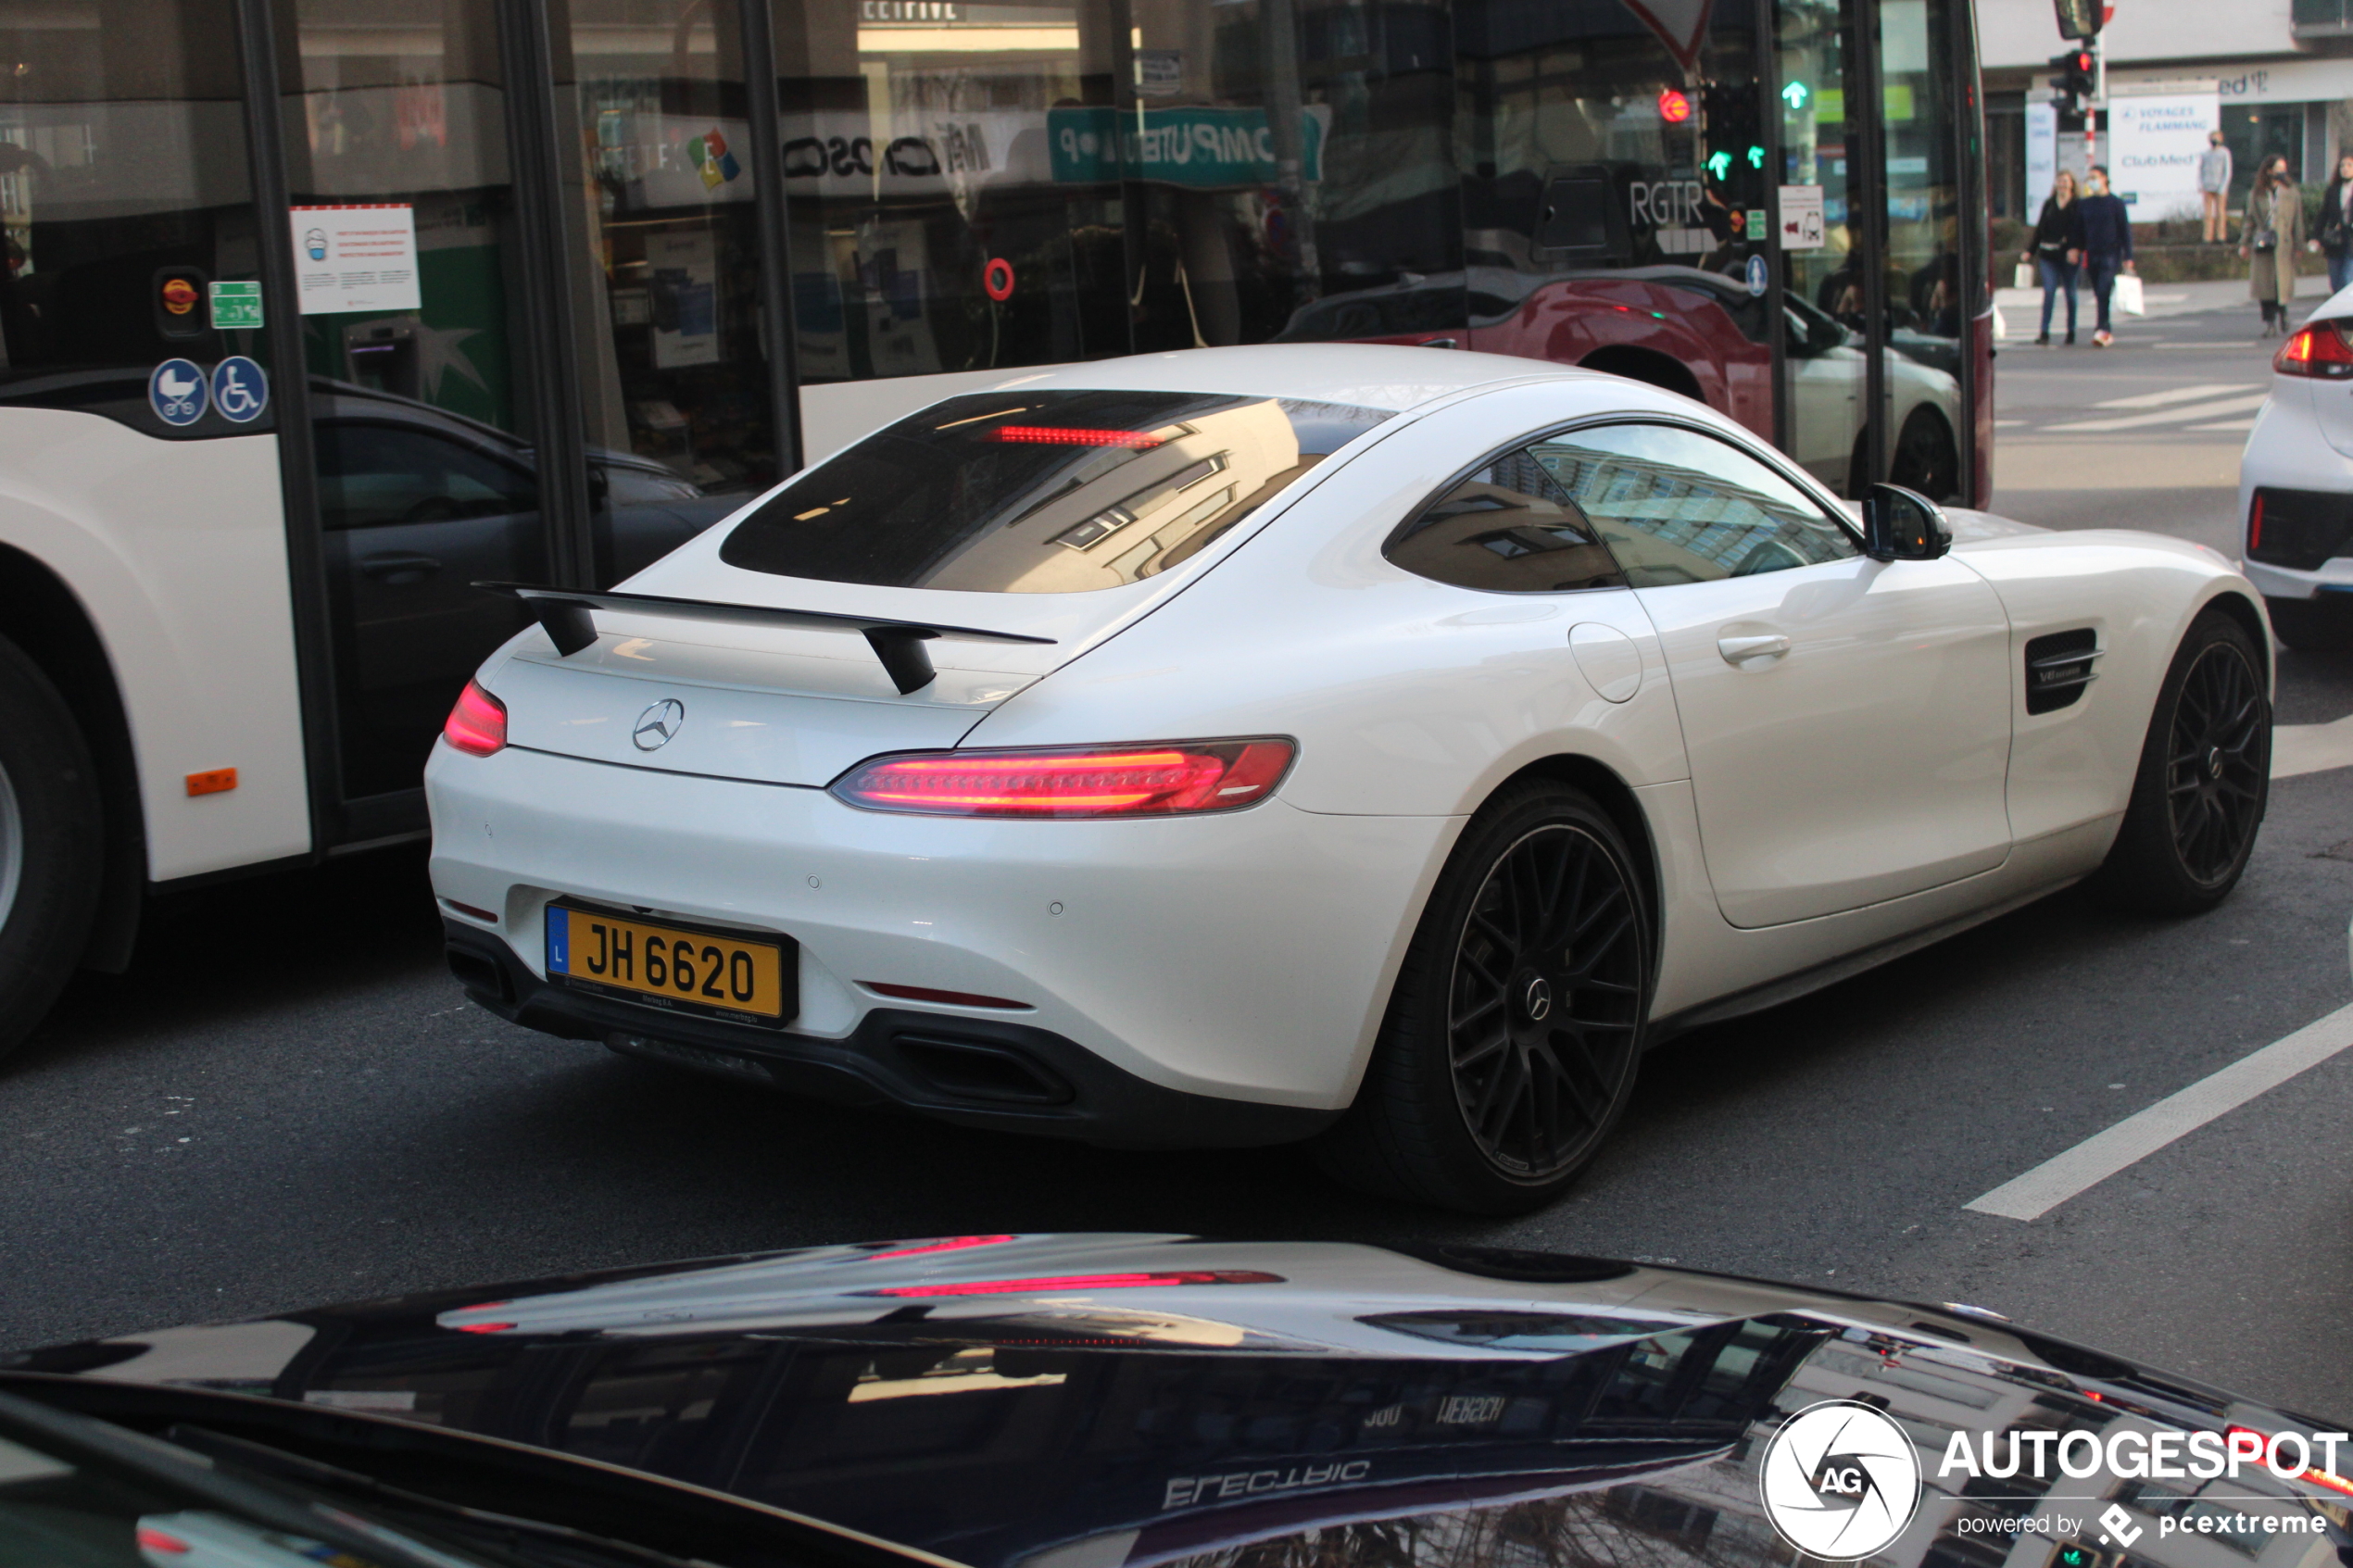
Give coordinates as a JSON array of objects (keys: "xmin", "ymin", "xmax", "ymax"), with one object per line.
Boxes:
[{"xmin": 2108, "ymin": 88, "xmax": 2221, "ymax": 221}]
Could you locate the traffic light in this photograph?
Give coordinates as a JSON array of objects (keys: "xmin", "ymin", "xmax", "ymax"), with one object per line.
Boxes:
[{"xmin": 2047, "ymin": 49, "xmax": 2095, "ymax": 115}]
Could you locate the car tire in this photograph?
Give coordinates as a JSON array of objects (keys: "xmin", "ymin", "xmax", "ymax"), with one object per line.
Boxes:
[
  {"xmin": 2090, "ymin": 609, "xmax": 2270, "ymax": 916},
  {"xmin": 1316, "ymin": 781, "xmax": 1651, "ymax": 1214},
  {"xmin": 2265, "ymin": 595, "xmax": 2353, "ymax": 652},
  {"xmin": 1888, "ymin": 407, "xmax": 1958, "ymax": 502}
]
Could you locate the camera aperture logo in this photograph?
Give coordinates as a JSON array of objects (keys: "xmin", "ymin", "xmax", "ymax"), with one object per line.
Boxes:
[{"xmin": 1760, "ymin": 1400, "xmax": 1923, "ymax": 1561}]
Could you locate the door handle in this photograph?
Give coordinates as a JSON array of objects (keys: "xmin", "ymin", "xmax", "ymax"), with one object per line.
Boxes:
[
  {"xmin": 359, "ymin": 552, "xmax": 443, "ymax": 583},
  {"xmin": 1718, "ymin": 633, "xmax": 1791, "ymax": 666},
  {"xmin": 1418, "ymin": 337, "xmax": 1459, "ymax": 349}
]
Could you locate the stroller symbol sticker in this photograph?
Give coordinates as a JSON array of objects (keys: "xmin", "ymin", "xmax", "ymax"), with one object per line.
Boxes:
[
  {"xmin": 211, "ymin": 357, "xmax": 269, "ymax": 423},
  {"xmin": 148, "ymin": 358, "xmax": 208, "ymax": 426}
]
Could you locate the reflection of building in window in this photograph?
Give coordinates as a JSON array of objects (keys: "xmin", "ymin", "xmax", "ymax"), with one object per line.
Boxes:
[
  {"xmin": 1531, "ymin": 443, "xmax": 1837, "ymax": 585},
  {"xmin": 928, "ymin": 396, "xmax": 1307, "ymax": 592},
  {"xmin": 1385, "ymin": 446, "xmax": 1624, "ymax": 594}
]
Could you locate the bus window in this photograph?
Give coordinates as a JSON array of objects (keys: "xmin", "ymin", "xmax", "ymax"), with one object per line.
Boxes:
[
  {"xmin": 276, "ymin": 0, "xmax": 548, "ymax": 805},
  {"xmin": 773, "ymin": 0, "xmax": 1128, "ymax": 386},
  {"xmin": 1453, "ymin": 0, "xmax": 1772, "ymax": 441},
  {"xmin": 1128, "ymin": 0, "xmax": 1466, "ymax": 352},
  {"xmin": 0, "ymin": 0, "xmax": 270, "ymax": 436},
  {"xmin": 549, "ymin": 0, "xmax": 782, "ymax": 589}
]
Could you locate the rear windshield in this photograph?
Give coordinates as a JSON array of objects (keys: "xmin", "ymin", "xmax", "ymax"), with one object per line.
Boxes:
[{"xmin": 719, "ymin": 390, "xmax": 1393, "ymax": 593}]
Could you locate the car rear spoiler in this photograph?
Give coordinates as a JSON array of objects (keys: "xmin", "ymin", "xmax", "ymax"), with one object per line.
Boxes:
[{"xmin": 475, "ymin": 582, "xmax": 1056, "ymax": 695}]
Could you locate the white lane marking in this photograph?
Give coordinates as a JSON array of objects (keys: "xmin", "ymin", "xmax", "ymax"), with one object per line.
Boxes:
[
  {"xmin": 1965, "ymin": 999, "xmax": 2353, "ymax": 1221},
  {"xmin": 2184, "ymin": 418, "xmax": 2258, "ymax": 432},
  {"xmin": 2275, "ymin": 711, "xmax": 2353, "ymax": 778},
  {"xmin": 2093, "ymin": 383, "xmax": 2261, "ymax": 410},
  {"xmin": 2045, "ymin": 393, "xmax": 2271, "ymax": 433}
]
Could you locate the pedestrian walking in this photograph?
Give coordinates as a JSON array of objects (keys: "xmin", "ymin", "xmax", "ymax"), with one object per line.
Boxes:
[
  {"xmin": 2241, "ymin": 155, "xmax": 2304, "ymax": 337},
  {"xmin": 2200, "ymin": 131, "xmax": 2233, "ymax": 244},
  {"xmin": 2023, "ymin": 169, "xmax": 2083, "ymax": 345},
  {"xmin": 2077, "ymin": 166, "xmax": 2134, "ymax": 346},
  {"xmin": 2319, "ymin": 153, "xmax": 2353, "ymax": 295}
]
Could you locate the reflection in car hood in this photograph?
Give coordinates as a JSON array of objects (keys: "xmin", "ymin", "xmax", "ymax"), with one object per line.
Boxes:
[{"xmin": 10, "ymin": 1236, "xmax": 2347, "ymax": 1568}]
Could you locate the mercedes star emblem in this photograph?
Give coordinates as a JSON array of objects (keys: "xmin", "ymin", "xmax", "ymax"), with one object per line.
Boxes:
[{"xmin": 633, "ymin": 698, "xmax": 686, "ymax": 751}]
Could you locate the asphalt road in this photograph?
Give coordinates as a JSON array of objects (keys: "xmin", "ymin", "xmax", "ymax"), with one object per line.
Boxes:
[{"xmin": 8, "ymin": 306, "xmax": 2352, "ymax": 1425}]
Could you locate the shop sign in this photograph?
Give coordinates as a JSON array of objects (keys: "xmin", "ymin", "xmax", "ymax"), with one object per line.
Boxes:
[{"xmin": 2108, "ymin": 91, "xmax": 2221, "ymax": 221}]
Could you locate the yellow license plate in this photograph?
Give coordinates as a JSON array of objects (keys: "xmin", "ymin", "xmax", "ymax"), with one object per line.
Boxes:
[{"xmin": 546, "ymin": 903, "xmax": 794, "ymax": 1025}]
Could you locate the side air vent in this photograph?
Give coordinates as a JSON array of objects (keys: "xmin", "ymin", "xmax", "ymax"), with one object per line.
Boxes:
[{"xmin": 2024, "ymin": 629, "xmax": 2100, "ymax": 715}]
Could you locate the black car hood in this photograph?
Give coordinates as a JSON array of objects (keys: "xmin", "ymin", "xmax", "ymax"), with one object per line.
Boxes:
[{"xmin": 11, "ymin": 1236, "xmax": 2348, "ymax": 1568}]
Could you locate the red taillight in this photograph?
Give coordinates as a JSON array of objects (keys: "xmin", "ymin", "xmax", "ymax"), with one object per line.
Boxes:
[
  {"xmin": 443, "ymin": 680, "xmax": 507, "ymax": 757},
  {"xmin": 988, "ymin": 425, "xmax": 1165, "ymax": 447},
  {"xmin": 2248, "ymin": 491, "xmax": 2264, "ymax": 553},
  {"xmin": 863, "ymin": 1269, "xmax": 1283, "ymax": 1298},
  {"xmin": 831, "ymin": 739, "xmax": 1294, "ymax": 819},
  {"xmin": 136, "ymin": 1528, "xmax": 191, "ymax": 1555},
  {"xmin": 454, "ymin": 1322, "xmax": 517, "ymax": 1334},
  {"xmin": 2275, "ymin": 322, "xmax": 2353, "ymax": 378}
]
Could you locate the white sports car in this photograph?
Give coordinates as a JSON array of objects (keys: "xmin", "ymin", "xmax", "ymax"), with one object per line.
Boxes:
[{"xmin": 426, "ymin": 345, "xmax": 2271, "ymax": 1212}]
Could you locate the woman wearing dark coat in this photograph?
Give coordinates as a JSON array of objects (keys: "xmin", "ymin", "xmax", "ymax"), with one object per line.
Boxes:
[
  {"xmin": 2242, "ymin": 155, "xmax": 2305, "ymax": 337},
  {"xmin": 2022, "ymin": 169, "xmax": 2084, "ymax": 345}
]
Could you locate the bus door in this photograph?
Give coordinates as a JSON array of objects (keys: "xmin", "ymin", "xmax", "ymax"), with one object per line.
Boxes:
[
  {"xmin": 271, "ymin": 0, "xmax": 549, "ymax": 809},
  {"xmin": 271, "ymin": 0, "xmax": 786, "ymax": 824}
]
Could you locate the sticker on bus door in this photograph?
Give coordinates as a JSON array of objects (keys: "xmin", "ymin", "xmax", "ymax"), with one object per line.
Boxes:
[{"xmin": 291, "ymin": 204, "xmax": 422, "ymax": 315}]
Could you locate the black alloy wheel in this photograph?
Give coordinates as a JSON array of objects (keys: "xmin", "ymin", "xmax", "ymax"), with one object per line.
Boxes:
[
  {"xmin": 2160, "ymin": 638, "xmax": 2268, "ymax": 884},
  {"xmin": 1318, "ymin": 782, "xmax": 1652, "ymax": 1213},
  {"xmin": 2094, "ymin": 610, "xmax": 2270, "ymax": 914},
  {"xmin": 1447, "ymin": 823, "xmax": 1644, "ymax": 1179}
]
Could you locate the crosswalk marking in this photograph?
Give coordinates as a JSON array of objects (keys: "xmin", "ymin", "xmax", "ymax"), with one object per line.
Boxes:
[
  {"xmin": 2091, "ymin": 383, "xmax": 2259, "ymax": 410},
  {"xmin": 2044, "ymin": 392, "xmax": 2271, "ymax": 433}
]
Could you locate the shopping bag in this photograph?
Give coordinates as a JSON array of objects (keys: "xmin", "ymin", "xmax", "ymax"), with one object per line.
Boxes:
[
  {"xmin": 2114, "ymin": 272, "xmax": 2145, "ymax": 316},
  {"xmin": 2012, "ymin": 261, "xmax": 2037, "ymax": 291}
]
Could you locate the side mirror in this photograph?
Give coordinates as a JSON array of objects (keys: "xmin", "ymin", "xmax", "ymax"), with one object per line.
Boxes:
[{"xmin": 1860, "ymin": 483, "xmax": 1953, "ymax": 561}]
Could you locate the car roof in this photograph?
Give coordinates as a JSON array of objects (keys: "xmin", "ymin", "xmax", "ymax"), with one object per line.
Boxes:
[{"xmin": 951, "ymin": 343, "xmax": 1617, "ymax": 412}]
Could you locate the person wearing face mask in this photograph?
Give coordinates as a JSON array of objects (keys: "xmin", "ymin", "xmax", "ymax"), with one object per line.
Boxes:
[
  {"xmin": 2200, "ymin": 131, "xmax": 2233, "ymax": 245},
  {"xmin": 2242, "ymin": 155, "xmax": 2304, "ymax": 337},
  {"xmin": 2076, "ymin": 165, "xmax": 2134, "ymax": 347}
]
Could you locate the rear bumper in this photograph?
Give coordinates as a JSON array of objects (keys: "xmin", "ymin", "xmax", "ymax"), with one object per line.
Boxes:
[
  {"xmin": 442, "ymin": 922, "xmax": 1337, "ymax": 1148},
  {"xmin": 425, "ymin": 741, "xmax": 1459, "ymax": 1145}
]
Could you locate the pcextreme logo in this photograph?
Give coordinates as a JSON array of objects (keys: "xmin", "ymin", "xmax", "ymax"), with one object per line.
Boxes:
[{"xmin": 1759, "ymin": 1400, "xmax": 1923, "ymax": 1561}]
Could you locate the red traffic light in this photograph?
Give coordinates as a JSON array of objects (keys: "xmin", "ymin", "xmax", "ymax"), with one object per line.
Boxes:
[{"xmin": 1657, "ymin": 87, "xmax": 1693, "ymax": 124}]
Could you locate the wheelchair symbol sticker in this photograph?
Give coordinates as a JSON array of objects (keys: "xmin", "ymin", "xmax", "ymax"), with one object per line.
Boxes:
[
  {"xmin": 148, "ymin": 358, "xmax": 208, "ymax": 426},
  {"xmin": 210, "ymin": 357, "xmax": 269, "ymax": 424}
]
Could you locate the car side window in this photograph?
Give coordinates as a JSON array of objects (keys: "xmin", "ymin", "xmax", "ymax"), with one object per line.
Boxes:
[
  {"xmin": 1525, "ymin": 423, "xmax": 1857, "ymax": 587},
  {"xmin": 1385, "ymin": 445, "xmax": 1629, "ymax": 594},
  {"xmin": 315, "ymin": 423, "xmax": 537, "ymax": 531}
]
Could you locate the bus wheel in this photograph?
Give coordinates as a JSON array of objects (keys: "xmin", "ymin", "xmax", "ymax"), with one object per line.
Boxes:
[{"xmin": 0, "ymin": 633, "xmax": 103, "ymax": 1066}]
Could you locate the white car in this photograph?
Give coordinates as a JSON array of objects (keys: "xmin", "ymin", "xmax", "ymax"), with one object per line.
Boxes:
[
  {"xmin": 2239, "ymin": 294, "xmax": 2353, "ymax": 649},
  {"xmin": 425, "ymin": 345, "xmax": 2271, "ymax": 1213}
]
